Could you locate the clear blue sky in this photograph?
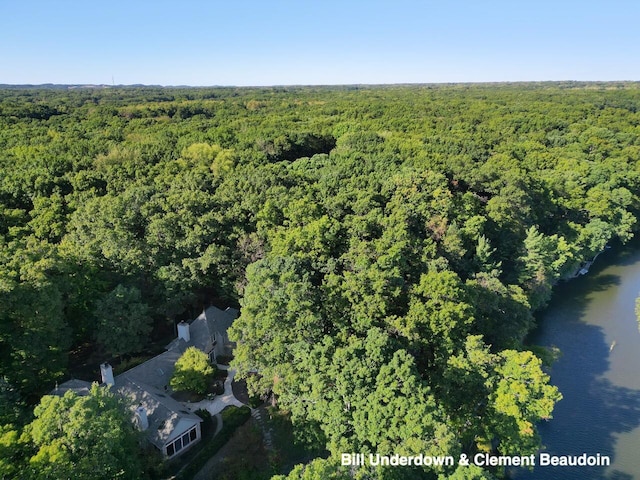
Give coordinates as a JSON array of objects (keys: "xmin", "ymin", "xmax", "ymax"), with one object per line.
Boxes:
[{"xmin": 2, "ymin": 0, "xmax": 639, "ymax": 86}]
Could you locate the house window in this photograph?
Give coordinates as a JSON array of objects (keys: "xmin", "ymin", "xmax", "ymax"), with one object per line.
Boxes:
[{"xmin": 165, "ymin": 425, "xmax": 198, "ymax": 458}]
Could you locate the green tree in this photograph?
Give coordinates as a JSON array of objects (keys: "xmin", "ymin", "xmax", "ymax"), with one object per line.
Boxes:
[
  {"xmin": 443, "ymin": 336, "xmax": 561, "ymax": 458},
  {"xmin": 170, "ymin": 346, "xmax": 215, "ymax": 394},
  {"xmin": 229, "ymin": 256, "xmax": 324, "ymax": 398},
  {"xmin": 439, "ymin": 464, "xmax": 496, "ymax": 480},
  {"xmin": 24, "ymin": 384, "xmax": 142, "ymax": 479},
  {"xmin": 94, "ymin": 284, "xmax": 152, "ymax": 357},
  {"xmin": 392, "ymin": 270, "xmax": 474, "ymax": 370},
  {"xmin": 0, "ymin": 423, "xmax": 25, "ymax": 479},
  {"xmin": 0, "ymin": 239, "xmax": 70, "ymax": 396},
  {"xmin": 474, "ymin": 235, "xmax": 501, "ymax": 275},
  {"xmin": 518, "ymin": 226, "xmax": 573, "ymax": 308},
  {"xmin": 181, "ymin": 142, "xmax": 222, "ymax": 164},
  {"xmin": 487, "ymin": 350, "xmax": 562, "ymax": 456},
  {"xmin": 0, "ymin": 377, "xmax": 25, "ymax": 425},
  {"xmin": 271, "ymin": 457, "xmax": 351, "ymax": 480}
]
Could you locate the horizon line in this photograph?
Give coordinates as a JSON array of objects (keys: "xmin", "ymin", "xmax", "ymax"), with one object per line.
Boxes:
[{"xmin": 1, "ymin": 79, "xmax": 640, "ymax": 89}]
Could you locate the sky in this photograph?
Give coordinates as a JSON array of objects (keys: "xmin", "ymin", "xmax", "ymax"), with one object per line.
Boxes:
[{"xmin": 1, "ymin": 0, "xmax": 639, "ymax": 86}]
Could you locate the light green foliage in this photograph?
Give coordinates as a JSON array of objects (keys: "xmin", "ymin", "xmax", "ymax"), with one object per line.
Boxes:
[
  {"xmin": 211, "ymin": 148, "xmax": 236, "ymax": 176},
  {"xmin": 170, "ymin": 346, "xmax": 215, "ymax": 394},
  {"xmin": 94, "ymin": 284, "xmax": 152, "ymax": 357},
  {"xmin": 352, "ymin": 350, "xmax": 457, "ymax": 458},
  {"xmin": 65, "ymin": 190, "xmax": 152, "ymax": 273},
  {"xmin": 488, "ymin": 350, "xmax": 562, "ymax": 456},
  {"xmin": 28, "ymin": 193, "xmax": 67, "ymax": 242},
  {"xmin": 181, "ymin": 142, "xmax": 236, "ymax": 176},
  {"xmin": 444, "ymin": 337, "xmax": 561, "ymax": 457},
  {"xmin": 442, "ymin": 335, "xmax": 497, "ymax": 449},
  {"xmin": 0, "ymin": 424, "xmax": 24, "ymax": 479},
  {"xmin": 393, "ymin": 270, "xmax": 474, "ymax": 368},
  {"xmin": 518, "ymin": 226, "xmax": 574, "ymax": 308},
  {"xmin": 271, "ymin": 457, "xmax": 351, "ymax": 480},
  {"xmin": 24, "ymin": 384, "xmax": 142, "ymax": 479},
  {"xmin": 439, "ymin": 464, "xmax": 497, "ymax": 480},
  {"xmin": 229, "ymin": 256, "xmax": 323, "ymax": 397},
  {"xmin": 578, "ymin": 219, "xmax": 614, "ymax": 257},
  {"xmin": 181, "ymin": 142, "xmax": 222, "ymax": 163},
  {"xmin": 474, "ymin": 235, "xmax": 501, "ymax": 275}
]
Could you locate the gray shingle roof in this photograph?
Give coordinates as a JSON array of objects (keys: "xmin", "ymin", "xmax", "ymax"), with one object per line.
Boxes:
[
  {"xmin": 51, "ymin": 378, "xmax": 92, "ymax": 396},
  {"xmin": 115, "ymin": 378, "xmax": 201, "ymax": 448},
  {"xmin": 117, "ymin": 348, "xmax": 184, "ymax": 391},
  {"xmin": 165, "ymin": 306, "xmax": 238, "ymax": 357}
]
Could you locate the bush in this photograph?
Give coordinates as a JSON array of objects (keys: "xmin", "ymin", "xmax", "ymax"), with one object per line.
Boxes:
[
  {"xmin": 194, "ymin": 408, "xmax": 212, "ymax": 421},
  {"xmin": 221, "ymin": 405, "xmax": 252, "ymax": 428},
  {"xmin": 248, "ymin": 395, "xmax": 264, "ymax": 408},
  {"xmin": 213, "ymin": 380, "xmax": 225, "ymax": 395}
]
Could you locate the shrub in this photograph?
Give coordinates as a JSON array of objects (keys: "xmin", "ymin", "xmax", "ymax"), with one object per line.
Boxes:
[{"xmin": 194, "ymin": 408, "xmax": 212, "ymax": 421}]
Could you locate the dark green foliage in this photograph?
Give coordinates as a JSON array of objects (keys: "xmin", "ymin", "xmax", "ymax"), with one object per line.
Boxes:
[
  {"xmin": 94, "ymin": 284, "xmax": 152, "ymax": 357},
  {"xmin": 0, "ymin": 377, "xmax": 25, "ymax": 426},
  {"xmin": 194, "ymin": 407, "xmax": 212, "ymax": 422},
  {"xmin": 0, "ymin": 239, "xmax": 71, "ymax": 397},
  {"xmin": 221, "ymin": 404, "xmax": 252, "ymax": 427}
]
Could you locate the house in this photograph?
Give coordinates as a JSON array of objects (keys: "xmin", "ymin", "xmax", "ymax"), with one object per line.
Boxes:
[{"xmin": 53, "ymin": 305, "xmax": 239, "ymax": 458}]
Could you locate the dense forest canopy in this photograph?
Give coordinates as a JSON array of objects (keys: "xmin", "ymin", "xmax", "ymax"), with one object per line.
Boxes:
[{"xmin": 1, "ymin": 82, "xmax": 639, "ymax": 479}]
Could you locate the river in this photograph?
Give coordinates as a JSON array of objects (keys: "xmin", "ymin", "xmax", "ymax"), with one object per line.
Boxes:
[{"xmin": 513, "ymin": 243, "xmax": 640, "ymax": 480}]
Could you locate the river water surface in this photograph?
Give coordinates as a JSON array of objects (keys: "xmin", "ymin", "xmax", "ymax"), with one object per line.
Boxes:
[{"xmin": 514, "ymin": 244, "xmax": 640, "ymax": 480}]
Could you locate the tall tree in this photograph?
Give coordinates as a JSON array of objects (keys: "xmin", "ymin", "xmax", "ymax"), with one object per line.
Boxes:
[
  {"xmin": 94, "ymin": 284, "xmax": 152, "ymax": 357},
  {"xmin": 0, "ymin": 238, "xmax": 70, "ymax": 397},
  {"xmin": 23, "ymin": 384, "xmax": 143, "ymax": 480}
]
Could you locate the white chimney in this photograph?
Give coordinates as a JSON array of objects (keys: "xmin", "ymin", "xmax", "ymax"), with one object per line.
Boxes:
[
  {"xmin": 135, "ymin": 404, "xmax": 149, "ymax": 431},
  {"xmin": 100, "ymin": 362, "xmax": 114, "ymax": 386},
  {"xmin": 177, "ymin": 321, "xmax": 191, "ymax": 342}
]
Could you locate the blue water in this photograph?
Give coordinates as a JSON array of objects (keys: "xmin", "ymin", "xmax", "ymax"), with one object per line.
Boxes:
[{"xmin": 513, "ymin": 246, "xmax": 640, "ymax": 480}]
